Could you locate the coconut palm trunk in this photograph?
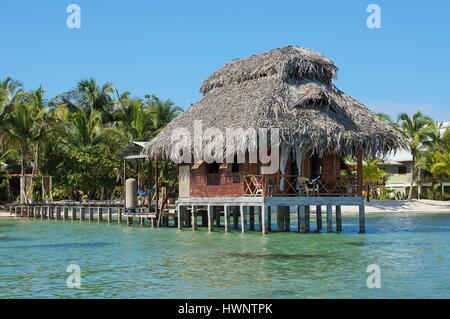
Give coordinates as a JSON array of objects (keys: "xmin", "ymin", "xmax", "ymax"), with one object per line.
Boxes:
[{"xmin": 408, "ymin": 151, "xmax": 416, "ymax": 200}]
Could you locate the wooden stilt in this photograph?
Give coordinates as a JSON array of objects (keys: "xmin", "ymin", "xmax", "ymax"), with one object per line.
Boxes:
[
  {"xmin": 359, "ymin": 205, "xmax": 365, "ymax": 233},
  {"xmin": 285, "ymin": 206, "xmax": 290, "ymax": 232},
  {"xmin": 98, "ymin": 207, "xmax": 102, "ymax": 222},
  {"xmin": 117, "ymin": 208, "xmax": 122, "ymax": 224},
  {"xmin": 215, "ymin": 206, "xmax": 221, "ymax": 227},
  {"xmin": 316, "ymin": 205, "xmax": 322, "ymax": 231},
  {"xmin": 258, "ymin": 207, "xmax": 263, "ymax": 231},
  {"xmin": 224, "ymin": 205, "xmax": 230, "ymax": 232},
  {"xmin": 192, "ymin": 205, "xmax": 198, "ymax": 230},
  {"xmin": 71, "ymin": 207, "xmax": 76, "ymax": 221},
  {"xmin": 249, "ymin": 206, "xmax": 255, "ymax": 231},
  {"xmin": 80, "ymin": 207, "xmax": 84, "ymax": 221},
  {"xmin": 127, "ymin": 216, "xmax": 132, "ymax": 226},
  {"xmin": 233, "ymin": 207, "xmax": 239, "ymax": 230},
  {"xmin": 326, "ymin": 204, "xmax": 333, "ymax": 233},
  {"xmin": 240, "ymin": 205, "xmax": 246, "ymax": 233},
  {"xmin": 48, "ymin": 207, "xmax": 51, "ymax": 220},
  {"xmin": 207, "ymin": 205, "xmax": 213, "ymax": 232},
  {"xmin": 88, "ymin": 207, "xmax": 93, "ymax": 222},
  {"xmin": 177, "ymin": 205, "xmax": 182, "ymax": 229},
  {"xmin": 336, "ymin": 205, "xmax": 342, "ymax": 232},
  {"xmin": 261, "ymin": 206, "xmax": 269, "ymax": 235},
  {"xmin": 305, "ymin": 206, "xmax": 310, "ymax": 232},
  {"xmin": 298, "ymin": 206, "xmax": 306, "ymax": 233},
  {"xmin": 14, "ymin": 206, "xmax": 18, "ymax": 217},
  {"xmin": 277, "ymin": 206, "xmax": 283, "ymax": 232},
  {"xmin": 62, "ymin": 207, "xmax": 67, "ymax": 220},
  {"xmin": 107, "ymin": 207, "xmax": 112, "ymax": 223}
]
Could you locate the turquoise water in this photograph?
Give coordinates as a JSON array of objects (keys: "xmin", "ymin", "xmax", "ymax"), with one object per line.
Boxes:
[{"xmin": 0, "ymin": 213, "xmax": 449, "ymax": 298}]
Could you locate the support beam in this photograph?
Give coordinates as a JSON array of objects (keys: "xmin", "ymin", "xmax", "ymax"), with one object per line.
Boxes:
[
  {"xmin": 249, "ymin": 206, "xmax": 255, "ymax": 231},
  {"xmin": 261, "ymin": 206, "xmax": 269, "ymax": 235},
  {"xmin": 359, "ymin": 205, "xmax": 365, "ymax": 233},
  {"xmin": 298, "ymin": 206, "xmax": 305, "ymax": 233},
  {"xmin": 71, "ymin": 207, "xmax": 76, "ymax": 221},
  {"xmin": 88, "ymin": 207, "xmax": 93, "ymax": 222},
  {"xmin": 316, "ymin": 205, "xmax": 322, "ymax": 231},
  {"xmin": 191, "ymin": 205, "xmax": 198, "ymax": 230},
  {"xmin": 224, "ymin": 205, "xmax": 230, "ymax": 232},
  {"xmin": 357, "ymin": 149, "xmax": 363, "ymax": 197},
  {"xmin": 107, "ymin": 207, "xmax": 112, "ymax": 223},
  {"xmin": 215, "ymin": 206, "xmax": 221, "ymax": 227},
  {"xmin": 177, "ymin": 205, "xmax": 182, "ymax": 229},
  {"xmin": 80, "ymin": 207, "xmax": 85, "ymax": 221},
  {"xmin": 305, "ymin": 206, "xmax": 310, "ymax": 232},
  {"xmin": 98, "ymin": 207, "xmax": 102, "ymax": 222},
  {"xmin": 63, "ymin": 207, "xmax": 68, "ymax": 220},
  {"xmin": 336, "ymin": 206, "xmax": 342, "ymax": 232},
  {"xmin": 233, "ymin": 207, "xmax": 239, "ymax": 230},
  {"xmin": 207, "ymin": 205, "xmax": 213, "ymax": 232},
  {"xmin": 117, "ymin": 208, "xmax": 122, "ymax": 224},
  {"xmin": 326, "ymin": 204, "xmax": 333, "ymax": 233},
  {"xmin": 240, "ymin": 205, "xmax": 246, "ymax": 233}
]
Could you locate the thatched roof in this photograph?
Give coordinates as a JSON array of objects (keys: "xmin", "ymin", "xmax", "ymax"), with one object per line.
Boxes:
[{"xmin": 144, "ymin": 46, "xmax": 403, "ymax": 160}]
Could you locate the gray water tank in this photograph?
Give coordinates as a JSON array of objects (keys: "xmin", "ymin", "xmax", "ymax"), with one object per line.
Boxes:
[{"xmin": 125, "ymin": 178, "xmax": 137, "ymax": 209}]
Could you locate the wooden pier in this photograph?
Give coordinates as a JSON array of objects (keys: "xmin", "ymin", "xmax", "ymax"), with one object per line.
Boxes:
[{"xmin": 6, "ymin": 195, "xmax": 365, "ymax": 234}]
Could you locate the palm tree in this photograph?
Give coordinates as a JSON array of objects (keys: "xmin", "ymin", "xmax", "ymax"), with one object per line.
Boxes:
[
  {"xmin": 397, "ymin": 111, "xmax": 433, "ymax": 200},
  {"xmin": 363, "ymin": 159, "xmax": 388, "ymax": 202},
  {"xmin": 0, "ymin": 77, "xmax": 24, "ymax": 117},
  {"xmin": 1, "ymin": 101, "xmax": 50, "ymax": 202},
  {"xmin": 145, "ymin": 95, "xmax": 183, "ymax": 135},
  {"xmin": 416, "ymin": 150, "xmax": 441, "ymax": 199},
  {"xmin": 431, "ymin": 151, "xmax": 450, "ymax": 199},
  {"xmin": 69, "ymin": 78, "xmax": 115, "ymax": 123}
]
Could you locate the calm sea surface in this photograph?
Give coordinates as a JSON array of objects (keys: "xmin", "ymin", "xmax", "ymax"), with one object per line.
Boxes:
[{"xmin": 0, "ymin": 212, "xmax": 449, "ymax": 298}]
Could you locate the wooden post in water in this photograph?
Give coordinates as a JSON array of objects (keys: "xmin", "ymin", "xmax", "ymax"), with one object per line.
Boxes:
[
  {"xmin": 336, "ymin": 206, "xmax": 342, "ymax": 232},
  {"xmin": 14, "ymin": 206, "xmax": 18, "ymax": 217},
  {"xmin": 118, "ymin": 208, "xmax": 122, "ymax": 224},
  {"xmin": 261, "ymin": 205, "xmax": 269, "ymax": 235},
  {"xmin": 215, "ymin": 206, "xmax": 221, "ymax": 227},
  {"xmin": 233, "ymin": 207, "xmax": 239, "ymax": 230},
  {"xmin": 107, "ymin": 207, "xmax": 112, "ymax": 223},
  {"xmin": 305, "ymin": 206, "xmax": 310, "ymax": 232},
  {"xmin": 298, "ymin": 206, "xmax": 306, "ymax": 233},
  {"xmin": 316, "ymin": 206, "xmax": 322, "ymax": 231},
  {"xmin": 240, "ymin": 205, "xmax": 247, "ymax": 233},
  {"xmin": 63, "ymin": 207, "xmax": 68, "ymax": 220},
  {"xmin": 359, "ymin": 205, "xmax": 365, "ymax": 233},
  {"xmin": 207, "ymin": 205, "xmax": 213, "ymax": 232},
  {"xmin": 249, "ymin": 206, "xmax": 255, "ymax": 231},
  {"xmin": 224, "ymin": 205, "xmax": 230, "ymax": 232},
  {"xmin": 177, "ymin": 205, "xmax": 182, "ymax": 229},
  {"xmin": 80, "ymin": 207, "xmax": 85, "ymax": 221},
  {"xmin": 88, "ymin": 207, "xmax": 93, "ymax": 222},
  {"xmin": 48, "ymin": 206, "xmax": 51, "ymax": 220},
  {"xmin": 191, "ymin": 205, "xmax": 198, "ymax": 230},
  {"xmin": 98, "ymin": 207, "xmax": 102, "ymax": 222},
  {"xmin": 71, "ymin": 207, "xmax": 76, "ymax": 221},
  {"xmin": 277, "ymin": 206, "xmax": 283, "ymax": 232},
  {"xmin": 326, "ymin": 204, "xmax": 333, "ymax": 233}
]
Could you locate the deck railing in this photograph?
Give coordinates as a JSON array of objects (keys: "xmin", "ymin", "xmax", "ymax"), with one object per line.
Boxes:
[{"xmin": 243, "ymin": 174, "xmax": 359, "ymax": 197}]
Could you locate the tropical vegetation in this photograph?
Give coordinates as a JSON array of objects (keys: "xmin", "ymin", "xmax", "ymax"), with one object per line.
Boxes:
[{"xmin": 0, "ymin": 77, "xmax": 182, "ymax": 202}]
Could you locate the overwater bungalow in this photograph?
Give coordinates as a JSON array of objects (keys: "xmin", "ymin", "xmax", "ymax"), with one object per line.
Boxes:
[{"xmin": 141, "ymin": 46, "xmax": 403, "ymax": 234}]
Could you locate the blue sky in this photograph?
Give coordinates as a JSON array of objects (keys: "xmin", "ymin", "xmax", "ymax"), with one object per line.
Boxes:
[{"xmin": 1, "ymin": 0, "xmax": 449, "ymax": 120}]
